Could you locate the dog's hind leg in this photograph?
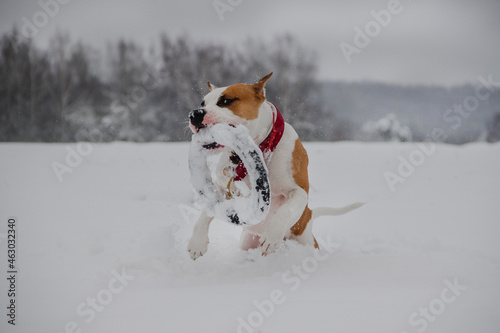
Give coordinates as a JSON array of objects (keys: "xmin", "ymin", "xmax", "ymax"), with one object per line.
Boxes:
[{"xmin": 287, "ymin": 207, "xmax": 319, "ymax": 249}]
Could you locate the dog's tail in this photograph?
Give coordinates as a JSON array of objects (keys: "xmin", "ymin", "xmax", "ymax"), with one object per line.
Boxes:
[{"xmin": 311, "ymin": 202, "xmax": 365, "ymax": 220}]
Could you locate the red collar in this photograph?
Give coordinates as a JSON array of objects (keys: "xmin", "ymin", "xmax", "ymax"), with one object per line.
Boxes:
[
  {"xmin": 233, "ymin": 102, "xmax": 285, "ymax": 181},
  {"xmin": 258, "ymin": 102, "xmax": 285, "ymax": 156}
]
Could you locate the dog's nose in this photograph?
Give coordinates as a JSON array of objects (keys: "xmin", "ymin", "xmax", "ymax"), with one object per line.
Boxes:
[{"xmin": 189, "ymin": 109, "xmax": 206, "ymax": 129}]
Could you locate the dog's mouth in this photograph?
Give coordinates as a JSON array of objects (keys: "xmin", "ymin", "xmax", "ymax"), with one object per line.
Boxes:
[
  {"xmin": 191, "ymin": 124, "xmax": 206, "ymax": 133},
  {"xmin": 202, "ymin": 142, "xmax": 224, "ymax": 150}
]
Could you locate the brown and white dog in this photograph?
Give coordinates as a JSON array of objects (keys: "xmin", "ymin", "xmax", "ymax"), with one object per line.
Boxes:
[{"xmin": 187, "ymin": 73, "xmax": 362, "ymax": 260}]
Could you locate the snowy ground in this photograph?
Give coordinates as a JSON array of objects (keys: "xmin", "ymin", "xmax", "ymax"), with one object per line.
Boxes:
[{"xmin": 1, "ymin": 141, "xmax": 499, "ymax": 333}]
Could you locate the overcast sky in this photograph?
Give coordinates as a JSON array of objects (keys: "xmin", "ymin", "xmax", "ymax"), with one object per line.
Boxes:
[{"xmin": 1, "ymin": 0, "xmax": 499, "ymax": 86}]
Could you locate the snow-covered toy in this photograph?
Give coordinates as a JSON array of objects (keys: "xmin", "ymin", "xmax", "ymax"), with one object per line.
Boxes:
[{"xmin": 189, "ymin": 123, "xmax": 270, "ymax": 226}]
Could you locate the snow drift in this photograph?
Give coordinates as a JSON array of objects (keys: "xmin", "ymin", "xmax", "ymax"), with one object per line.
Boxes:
[{"xmin": 0, "ymin": 141, "xmax": 499, "ymax": 333}]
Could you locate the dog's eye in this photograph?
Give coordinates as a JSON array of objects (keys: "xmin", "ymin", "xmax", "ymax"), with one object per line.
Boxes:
[
  {"xmin": 217, "ymin": 97, "xmax": 237, "ymax": 107},
  {"xmin": 201, "ymin": 100, "xmax": 205, "ymax": 107}
]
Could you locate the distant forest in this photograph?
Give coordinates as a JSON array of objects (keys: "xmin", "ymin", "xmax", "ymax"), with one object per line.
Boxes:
[{"xmin": 1, "ymin": 28, "xmax": 499, "ymax": 143}]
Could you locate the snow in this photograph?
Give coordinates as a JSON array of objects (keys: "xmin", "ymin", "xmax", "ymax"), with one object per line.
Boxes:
[
  {"xmin": 0, "ymin": 141, "xmax": 499, "ymax": 333},
  {"xmin": 361, "ymin": 113, "xmax": 413, "ymax": 142},
  {"xmin": 189, "ymin": 124, "xmax": 270, "ymax": 226}
]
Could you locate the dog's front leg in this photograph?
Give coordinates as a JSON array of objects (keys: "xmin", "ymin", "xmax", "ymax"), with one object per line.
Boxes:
[
  {"xmin": 187, "ymin": 211, "xmax": 213, "ymax": 260},
  {"xmin": 260, "ymin": 188, "xmax": 308, "ymax": 255}
]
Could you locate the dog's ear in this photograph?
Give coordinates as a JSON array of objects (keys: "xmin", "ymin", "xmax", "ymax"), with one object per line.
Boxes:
[
  {"xmin": 207, "ymin": 81, "xmax": 218, "ymax": 91},
  {"xmin": 252, "ymin": 72, "xmax": 273, "ymax": 96}
]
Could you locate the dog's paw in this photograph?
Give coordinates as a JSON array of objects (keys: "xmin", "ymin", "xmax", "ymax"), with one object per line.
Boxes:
[
  {"xmin": 187, "ymin": 235, "xmax": 209, "ymax": 260},
  {"xmin": 259, "ymin": 235, "xmax": 283, "ymax": 256}
]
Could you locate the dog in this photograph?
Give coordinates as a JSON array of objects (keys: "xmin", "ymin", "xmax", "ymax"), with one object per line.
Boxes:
[{"xmin": 187, "ymin": 73, "xmax": 362, "ymax": 260}]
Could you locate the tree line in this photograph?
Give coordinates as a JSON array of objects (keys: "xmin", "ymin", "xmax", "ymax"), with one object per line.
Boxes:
[
  {"xmin": 0, "ymin": 28, "xmax": 326, "ymax": 142},
  {"xmin": 3, "ymin": 28, "xmax": 498, "ymax": 144}
]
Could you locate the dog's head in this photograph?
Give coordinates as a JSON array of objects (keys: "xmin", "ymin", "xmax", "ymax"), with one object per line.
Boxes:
[{"xmin": 189, "ymin": 73, "xmax": 273, "ymax": 139}]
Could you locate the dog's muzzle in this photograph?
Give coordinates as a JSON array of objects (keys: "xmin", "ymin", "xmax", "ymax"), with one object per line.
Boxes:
[{"xmin": 189, "ymin": 109, "xmax": 206, "ymax": 130}]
